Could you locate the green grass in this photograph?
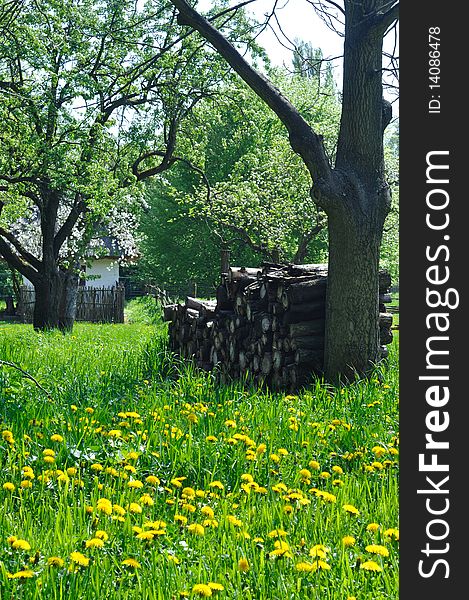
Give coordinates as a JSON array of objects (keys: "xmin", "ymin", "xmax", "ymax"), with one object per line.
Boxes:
[{"xmin": 0, "ymin": 322, "xmax": 399, "ymax": 599}]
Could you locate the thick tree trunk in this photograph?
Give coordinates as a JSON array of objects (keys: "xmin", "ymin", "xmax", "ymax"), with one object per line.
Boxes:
[
  {"xmin": 33, "ymin": 270, "xmax": 78, "ymax": 331},
  {"xmin": 324, "ymin": 198, "xmax": 387, "ymax": 382}
]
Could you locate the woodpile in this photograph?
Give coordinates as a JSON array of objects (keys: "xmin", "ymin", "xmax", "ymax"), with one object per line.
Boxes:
[{"xmin": 163, "ymin": 263, "xmax": 393, "ymax": 390}]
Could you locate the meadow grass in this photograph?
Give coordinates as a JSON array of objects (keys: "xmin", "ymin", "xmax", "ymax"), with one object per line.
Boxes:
[{"xmin": 0, "ymin": 320, "xmax": 399, "ymax": 600}]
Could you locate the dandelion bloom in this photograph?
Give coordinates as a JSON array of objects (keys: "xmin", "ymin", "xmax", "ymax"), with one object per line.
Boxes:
[
  {"xmin": 136, "ymin": 531, "xmax": 155, "ymax": 541},
  {"xmin": 47, "ymin": 557, "xmax": 64, "ymax": 567},
  {"xmin": 94, "ymin": 530, "xmax": 109, "ymax": 541},
  {"xmin": 129, "ymin": 502, "xmax": 143, "ymax": 514},
  {"xmin": 308, "ymin": 460, "xmax": 320, "ymax": 470},
  {"xmin": 85, "ymin": 538, "xmax": 105, "ymax": 549},
  {"xmin": 127, "ymin": 479, "xmax": 144, "ymax": 489},
  {"xmin": 50, "ymin": 434, "xmax": 64, "ymax": 443},
  {"xmin": 208, "ymin": 583, "xmax": 224, "ymax": 592},
  {"xmin": 224, "ymin": 420, "xmax": 236, "ymax": 428},
  {"xmin": 206, "ymin": 435, "xmax": 218, "ymax": 442},
  {"xmin": 3, "ymin": 482, "xmax": 15, "ymax": 492},
  {"xmin": 96, "ymin": 498, "xmax": 112, "ymax": 515},
  {"xmin": 70, "ymin": 551, "xmax": 90, "ymax": 567},
  {"xmin": 343, "ymin": 504, "xmax": 360, "ymax": 516},
  {"xmin": 174, "ymin": 514, "xmax": 188, "ymax": 525},
  {"xmin": 187, "ymin": 523, "xmax": 205, "ymax": 536},
  {"xmin": 384, "ymin": 528, "xmax": 399, "ymax": 541},
  {"xmin": 268, "ymin": 528, "xmax": 288, "ymax": 538},
  {"xmin": 360, "ymin": 560, "xmax": 383, "ymax": 572},
  {"xmin": 238, "ymin": 558, "xmax": 250, "ymax": 572},
  {"xmin": 366, "ymin": 522, "xmax": 380, "ymax": 533},
  {"xmin": 139, "ymin": 493, "xmax": 154, "ymax": 506},
  {"xmin": 145, "ymin": 475, "xmax": 160, "ymax": 486},
  {"xmin": 122, "ymin": 558, "xmax": 141, "ymax": 569},
  {"xmin": 12, "ymin": 539, "xmax": 31, "ymax": 551},
  {"xmin": 166, "ymin": 554, "xmax": 180, "ymax": 564},
  {"xmin": 192, "ymin": 584, "xmax": 213, "ymax": 597},
  {"xmin": 365, "ymin": 544, "xmax": 389, "ymax": 557},
  {"xmin": 342, "ymin": 536, "xmax": 356, "ymax": 547},
  {"xmin": 209, "ymin": 480, "xmax": 224, "ymax": 490},
  {"xmin": 296, "ymin": 562, "xmax": 315, "ymax": 572},
  {"xmin": 309, "ymin": 545, "xmax": 329, "ymax": 559},
  {"xmin": 201, "ymin": 506, "xmax": 215, "ymax": 519},
  {"xmin": 7, "ymin": 569, "xmax": 34, "ymax": 579},
  {"xmin": 227, "ymin": 515, "xmax": 242, "ymax": 527}
]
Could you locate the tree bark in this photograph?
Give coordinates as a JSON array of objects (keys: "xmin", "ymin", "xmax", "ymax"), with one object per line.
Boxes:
[{"xmin": 33, "ymin": 269, "xmax": 78, "ymax": 331}]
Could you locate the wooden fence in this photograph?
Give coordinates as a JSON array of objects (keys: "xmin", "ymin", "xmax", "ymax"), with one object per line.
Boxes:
[{"xmin": 18, "ymin": 285, "xmax": 125, "ymax": 324}]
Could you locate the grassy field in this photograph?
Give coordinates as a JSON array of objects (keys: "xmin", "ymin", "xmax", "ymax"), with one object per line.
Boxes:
[{"xmin": 0, "ymin": 317, "xmax": 399, "ymax": 600}]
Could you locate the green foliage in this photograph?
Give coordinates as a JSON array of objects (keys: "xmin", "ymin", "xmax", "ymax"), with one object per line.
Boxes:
[
  {"xmin": 140, "ymin": 66, "xmax": 340, "ymax": 282},
  {"xmin": 380, "ymin": 121, "xmax": 399, "ymax": 285},
  {"xmin": 124, "ymin": 296, "xmax": 164, "ymax": 326}
]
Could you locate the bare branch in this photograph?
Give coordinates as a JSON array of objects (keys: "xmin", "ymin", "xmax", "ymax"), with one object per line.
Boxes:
[
  {"xmin": 0, "ymin": 360, "xmax": 53, "ymax": 401},
  {"xmin": 169, "ymin": 0, "xmax": 333, "ymax": 187}
]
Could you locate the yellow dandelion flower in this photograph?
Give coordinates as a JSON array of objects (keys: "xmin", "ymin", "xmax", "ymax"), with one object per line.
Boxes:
[
  {"xmin": 331, "ymin": 465, "xmax": 344, "ymax": 475},
  {"xmin": 360, "ymin": 560, "xmax": 383, "ymax": 572},
  {"xmin": 70, "ymin": 551, "xmax": 90, "ymax": 567},
  {"xmin": 12, "ymin": 539, "xmax": 31, "ymax": 551},
  {"xmin": 224, "ymin": 420, "xmax": 236, "ymax": 428},
  {"xmin": 209, "ymin": 480, "xmax": 224, "ymax": 490},
  {"xmin": 144, "ymin": 520, "xmax": 166, "ymax": 530},
  {"xmin": 201, "ymin": 506, "xmax": 214, "ymax": 519},
  {"xmin": 308, "ymin": 460, "xmax": 320, "ymax": 470},
  {"xmin": 268, "ymin": 528, "xmax": 288, "ymax": 538},
  {"xmin": 206, "ymin": 435, "xmax": 218, "ymax": 442},
  {"xmin": 365, "ymin": 544, "xmax": 389, "ymax": 557},
  {"xmin": 50, "ymin": 434, "xmax": 64, "ymax": 443},
  {"xmin": 145, "ymin": 475, "xmax": 160, "ymax": 486},
  {"xmin": 366, "ymin": 522, "xmax": 380, "ymax": 533},
  {"xmin": 384, "ymin": 528, "xmax": 399, "ymax": 541},
  {"xmin": 342, "ymin": 535, "xmax": 356, "ymax": 547},
  {"xmin": 372, "ymin": 446, "xmax": 387, "ymax": 458},
  {"xmin": 85, "ymin": 538, "xmax": 104, "ymax": 549},
  {"xmin": 43, "ymin": 448, "xmax": 55, "ymax": 456},
  {"xmin": 309, "ymin": 544, "xmax": 329, "ymax": 559},
  {"xmin": 127, "ymin": 479, "xmax": 143, "ymax": 489},
  {"xmin": 187, "ymin": 523, "xmax": 205, "ymax": 536},
  {"xmin": 7, "ymin": 569, "xmax": 34, "ymax": 579},
  {"xmin": 174, "ymin": 514, "xmax": 188, "ymax": 525},
  {"xmin": 129, "ymin": 502, "xmax": 142, "ymax": 514},
  {"xmin": 96, "ymin": 498, "xmax": 112, "ymax": 515},
  {"xmin": 311, "ymin": 560, "xmax": 331, "ymax": 571},
  {"xmin": 296, "ymin": 561, "xmax": 315, "ymax": 572},
  {"xmin": 238, "ymin": 558, "xmax": 250, "ymax": 572},
  {"xmin": 227, "ymin": 515, "xmax": 242, "ymax": 527},
  {"xmin": 343, "ymin": 504, "xmax": 360, "ymax": 516},
  {"xmin": 122, "ymin": 558, "xmax": 141, "ymax": 569},
  {"xmin": 136, "ymin": 531, "xmax": 155, "ymax": 541},
  {"xmin": 3, "ymin": 482, "xmax": 15, "ymax": 492},
  {"xmin": 47, "ymin": 556, "xmax": 64, "ymax": 567},
  {"xmin": 167, "ymin": 554, "xmax": 180, "ymax": 564},
  {"xmin": 208, "ymin": 583, "xmax": 224, "ymax": 592},
  {"xmin": 192, "ymin": 584, "xmax": 212, "ymax": 597},
  {"xmin": 20, "ymin": 480, "xmax": 32, "ymax": 489},
  {"xmin": 94, "ymin": 530, "xmax": 109, "ymax": 541}
]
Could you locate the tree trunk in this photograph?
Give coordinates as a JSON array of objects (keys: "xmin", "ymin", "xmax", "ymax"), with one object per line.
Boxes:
[
  {"xmin": 324, "ymin": 199, "xmax": 386, "ymax": 382},
  {"xmin": 33, "ymin": 270, "xmax": 78, "ymax": 331}
]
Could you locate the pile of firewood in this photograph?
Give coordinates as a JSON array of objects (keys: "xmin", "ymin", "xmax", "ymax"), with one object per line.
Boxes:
[{"xmin": 163, "ymin": 263, "xmax": 393, "ymax": 390}]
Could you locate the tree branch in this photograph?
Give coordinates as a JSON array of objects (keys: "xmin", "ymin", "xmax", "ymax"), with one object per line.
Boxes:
[
  {"xmin": 0, "ymin": 236, "xmax": 39, "ymax": 283},
  {"xmin": 169, "ymin": 0, "xmax": 333, "ymax": 187},
  {"xmin": 0, "ymin": 360, "xmax": 53, "ymax": 401},
  {"xmin": 0, "ymin": 226, "xmax": 42, "ymax": 270}
]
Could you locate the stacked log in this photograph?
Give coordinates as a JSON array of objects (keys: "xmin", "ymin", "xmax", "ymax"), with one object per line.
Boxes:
[{"xmin": 164, "ymin": 264, "xmax": 393, "ymax": 390}]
